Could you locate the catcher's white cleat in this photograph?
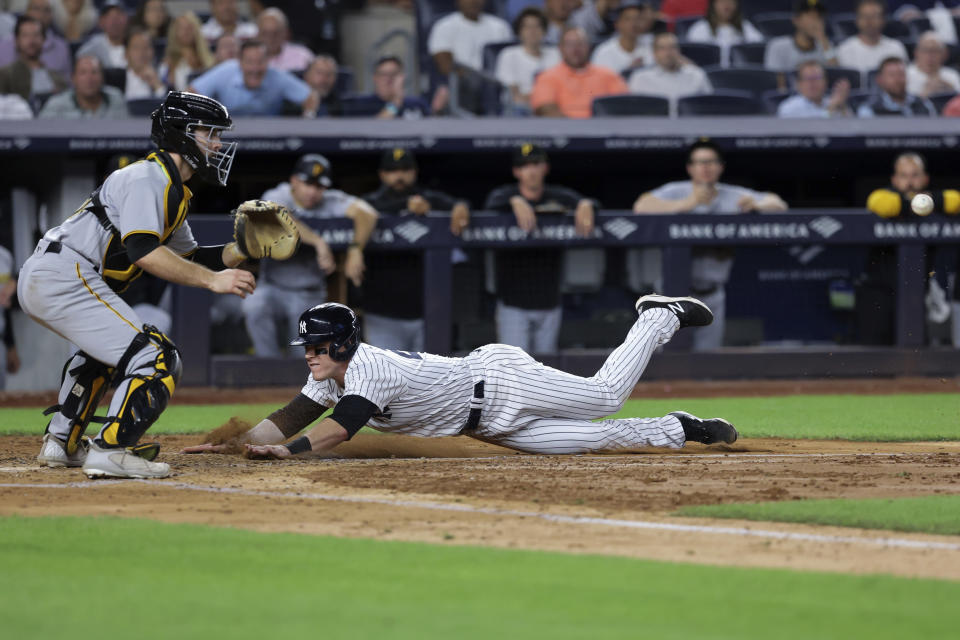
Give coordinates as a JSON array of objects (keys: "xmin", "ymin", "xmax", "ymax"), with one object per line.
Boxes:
[
  {"xmin": 82, "ymin": 440, "xmax": 171, "ymax": 479},
  {"xmin": 37, "ymin": 433, "xmax": 89, "ymax": 468}
]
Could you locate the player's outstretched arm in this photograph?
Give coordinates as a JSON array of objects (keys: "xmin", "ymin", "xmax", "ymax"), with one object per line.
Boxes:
[
  {"xmin": 245, "ymin": 418, "xmax": 349, "ymax": 459},
  {"xmin": 137, "ymin": 245, "xmax": 255, "ymax": 297}
]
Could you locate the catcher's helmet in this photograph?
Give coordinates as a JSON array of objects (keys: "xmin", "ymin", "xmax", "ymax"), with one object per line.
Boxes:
[
  {"xmin": 290, "ymin": 303, "xmax": 361, "ymax": 362},
  {"xmin": 151, "ymin": 91, "xmax": 236, "ymax": 187}
]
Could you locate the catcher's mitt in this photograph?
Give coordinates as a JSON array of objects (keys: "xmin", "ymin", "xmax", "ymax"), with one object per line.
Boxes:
[{"xmin": 232, "ymin": 199, "xmax": 300, "ymax": 260}]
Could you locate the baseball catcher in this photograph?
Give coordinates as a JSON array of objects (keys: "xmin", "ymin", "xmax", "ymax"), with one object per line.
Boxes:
[
  {"xmin": 184, "ymin": 296, "xmax": 737, "ymax": 459},
  {"xmin": 19, "ymin": 91, "xmax": 297, "ymax": 479}
]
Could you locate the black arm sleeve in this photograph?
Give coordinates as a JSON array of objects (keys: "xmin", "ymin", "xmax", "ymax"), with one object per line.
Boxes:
[
  {"xmin": 185, "ymin": 244, "xmax": 230, "ymax": 270},
  {"xmin": 329, "ymin": 394, "xmax": 379, "ymax": 440},
  {"xmin": 124, "ymin": 232, "xmax": 162, "ymax": 262},
  {"xmin": 483, "ymin": 185, "xmax": 518, "ymax": 211},
  {"xmin": 3, "ymin": 308, "xmax": 12, "ymax": 348},
  {"xmin": 266, "ymin": 393, "xmax": 329, "ymax": 438}
]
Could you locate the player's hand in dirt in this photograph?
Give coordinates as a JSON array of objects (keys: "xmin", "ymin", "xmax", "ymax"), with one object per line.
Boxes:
[
  {"xmin": 210, "ymin": 269, "xmax": 255, "ymax": 297},
  {"xmin": 244, "ymin": 443, "xmax": 292, "ymax": 459},
  {"xmin": 180, "ymin": 443, "xmax": 231, "ymax": 454}
]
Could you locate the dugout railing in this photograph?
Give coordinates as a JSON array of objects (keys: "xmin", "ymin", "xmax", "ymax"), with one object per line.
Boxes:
[{"xmin": 176, "ymin": 210, "xmax": 960, "ymax": 387}]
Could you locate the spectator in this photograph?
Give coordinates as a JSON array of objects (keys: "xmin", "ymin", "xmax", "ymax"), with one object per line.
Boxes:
[
  {"xmin": 858, "ymin": 56, "xmax": 937, "ymax": 115},
  {"xmin": 633, "ymin": 139, "xmax": 787, "ymax": 350},
  {"xmin": 242, "ymin": 154, "xmax": 378, "ymax": 357},
  {"xmin": 591, "ymin": 1, "xmax": 657, "ymax": 74},
  {"xmin": 131, "ymin": 0, "xmax": 170, "ymax": 42},
  {"xmin": 862, "ymin": 152, "xmax": 960, "ymax": 345},
  {"xmin": 836, "ymin": 0, "xmax": 908, "ymax": 74},
  {"xmin": 38, "ymin": 55, "xmax": 129, "ymax": 117},
  {"xmin": 428, "ymin": 0, "xmax": 512, "ymax": 76},
  {"xmin": 777, "ymin": 60, "xmax": 851, "ymax": 116},
  {"xmin": 124, "ymin": 27, "xmax": 166, "ymax": 99},
  {"xmin": 52, "ymin": 0, "xmax": 96, "ymax": 43},
  {"xmin": 189, "ymin": 39, "xmax": 315, "ymax": 116},
  {"xmin": 907, "ymin": 30, "xmax": 960, "ymax": 97},
  {"xmin": 160, "ymin": 12, "xmax": 214, "ymax": 91},
  {"xmin": 483, "ymin": 144, "xmax": 595, "ymax": 354},
  {"xmin": 660, "ymin": 0, "xmax": 709, "ymax": 26},
  {"xmin": 531, "ymin": 26, "xmax": 628, "ymax": 117},
  {"xmin": 765, "ymin": 0, "xmax": 837, "ymax": 78},
  {"xmin": 76, "ymin": 0, "xmax": 129, "ymax": 69},
  {"xmin": 256, "ymin": 7, "xmax": 313, "ymax": 72},
  {"xmin": 302, "ymin": 54, "xmax": 341, "ymax": 117},
  {"xmin": 0, "ymin": 93, "xmax": 33, "ymax": 118},
  {"xmin": 495, "ymin": 8, "xmax": 560, "ymax": 115},
  {"xmin": 0, "ymin": 16, "xmax": 68, "ymax": 102},
  {"xmin": 943, "ymin": 93, "xmax": 960, "ymax": 115},
  {"xmin": 570, "ymin": 0, "xmax": 623, "ymax": 42},
  {"xmin": 543, "ymin": 0, "xmax": 575, "ymax": 44},
  {"xmin": 364, "ymin": 55, "xmax": 430, "ymax": 119},
  {"xmin": 0, "ymin": 0, "xmax": 71, "ymax": 80},
  {"xmin": 628, "ymin": 32, "xmax": 712, "ymax": 114},
  {"xmin": 201, "ymin": 0, "xmax": 257, "ymax": 42},
  {"xmin": 214, "ymin": 33, "xmax": 239, "ymax": 64},
  {"xmin": 686, "ymin": 0, "xmax": 764, "ymax": 67},
  {"xmin": 361, "ymin": 148, "xmax": 471, "ymax": 351}
]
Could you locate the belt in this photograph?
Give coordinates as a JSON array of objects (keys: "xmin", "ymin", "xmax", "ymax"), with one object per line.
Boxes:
[{"xmin": 463, "ymin": 380, "xmax": 484, "ymax": 432}]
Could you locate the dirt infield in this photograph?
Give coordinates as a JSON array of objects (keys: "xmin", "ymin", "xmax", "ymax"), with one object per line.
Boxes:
[{"xmin": 2, "ymin": 433, "xmax": 959, "ymax": 580}]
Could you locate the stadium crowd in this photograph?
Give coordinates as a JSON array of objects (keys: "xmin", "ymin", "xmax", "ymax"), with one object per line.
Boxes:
[{"xmin": 1, "ymin": 0, "xmax": 960, "ymax": 118}]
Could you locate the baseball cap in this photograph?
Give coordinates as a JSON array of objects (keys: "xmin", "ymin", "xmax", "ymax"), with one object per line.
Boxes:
[
  {"xmin": 99, "ymin": 0, "xmax": 127, "ymax": 16},
  {"xmin": 614, "ymin": 1, "xmax": 654, "ymax": 18},
  {"xmin": 380, "ymin": 148, "xmax": 417, "ymax": 171},
  {"xmin": 292, "ymin": 154, "xmax": 332, "ymax": 187},
  {"xmin": 794, "ymin": 0, "xmax": 826, "ymax": 15},
  {"xmin": 512, "ymin": 143, "xmax": 547, "ymax": 167}
]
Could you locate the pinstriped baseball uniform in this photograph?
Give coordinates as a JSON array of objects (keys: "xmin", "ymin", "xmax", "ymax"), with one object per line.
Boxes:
[
  {"xmin": 300, "ymin": 307, "xmax": 685, "ymax": 453},
  {"xmin": 17, "ymin": 150, "xmax": 196, "ymax": 444}
]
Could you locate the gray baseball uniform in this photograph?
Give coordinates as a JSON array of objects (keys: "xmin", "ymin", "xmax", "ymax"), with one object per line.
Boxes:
[
  {"xmin": 648, "ymin": 180, "xmax": 765, "ymax": 351},
  {"xmin": 299, "ymin": 307, "xmax": 685, "ymax": 454},
  {"xmin": 17, "ymin": 151, "xmax": 196, "ymax": 444},
  {"xmin": 241, "ymin": 182, "xmax": 357, "ymax": 356}
]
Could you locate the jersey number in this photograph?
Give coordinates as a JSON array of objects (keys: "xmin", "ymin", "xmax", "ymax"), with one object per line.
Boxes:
[{"xmin": 389, "ymin": 350, "xmax": 422, "ymax": 360}]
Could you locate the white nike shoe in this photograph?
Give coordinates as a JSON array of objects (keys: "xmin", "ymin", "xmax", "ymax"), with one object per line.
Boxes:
[
  {"xmin": 37, "ymin": 433, "xmax": 89, "ymax": 468},
  {"xmin": 82, "ymin": 439, "xmax": 171, "ymax": 479}
]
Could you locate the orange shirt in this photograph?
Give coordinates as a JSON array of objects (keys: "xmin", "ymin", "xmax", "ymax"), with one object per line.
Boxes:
[{"xmin": 530, "ymin": 62, "xmax": 628, "ymax": 118}]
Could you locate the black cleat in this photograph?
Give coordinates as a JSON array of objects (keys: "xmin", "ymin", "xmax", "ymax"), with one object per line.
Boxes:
[
  {"xmin": 635, "ymin": 294, "xmax": 714, "ymax": 328},
  {"xmin": 670, "ymin": 411, "xmax": 738, "ymax": 445}
]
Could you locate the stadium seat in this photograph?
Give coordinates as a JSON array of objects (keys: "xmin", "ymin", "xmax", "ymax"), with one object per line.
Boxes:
[
  {"xmin": 336, "ymin": 67, "xmax": 355, "ymax": 96},
  {"xmin": 866, "ymin": 68, "xmax": 879, "ymax": 88},
  {"xmin": 591, "ymin": 94, "xmax": 669, "ymax": 116},
  {"xmin": 482, "ymin": 40, "xmax": 517, "ymax": 74},
  {"xmin": 831, "ymin": 13, "xmax": 912, "ymax": 40},
  {"xmin": 729, "ymin": 42, "xmax": 766, "ymax": 67},
  {"xmin": 706, "ymin": 66, "xmax": 779, "ymax": 98},
  {"xmin": 677, "ymin": 89, "xmax": 765, "ymax": 115},
  {"xmin": 102, "ymin": 67, "xmax": 126, "ymax": 92},
  {"xmin": 678, "ymin": 42, "xmax": 721, "ymax": 67},
  {"xmin": 908, "ymin": 16, "xmax": 932, "ymax": 36},
  {"xmin": 761, "ymin": 89, "xmax": 791, "ymax": 114},
  {"xmin": 824, "ymin": 65, "xmax": 862, "ymax": 91},
  {"xmin": 738, "ymin": 0, "xmax": 792, "ymax": 19},
  {"xmin": 674, "ymin": 16, "xmax": 701, "ymax": 40},
  {"xmin": 846, "ymin": 89, "xmax": 873, "ymax": 112},
  {"xmin": 339, "ymin": 95, "xmax": 385, "ymax": 117},
  {"xmin": 126, "ymin": 97, "xmax": 164, "ymax": 117},
  {"xmin": 928, "ymin": 91, "xmax": 958, "ymax": 114},
  {"xmin": 752, "ymin": 12, "xmax": 794, "ymax": 39}
]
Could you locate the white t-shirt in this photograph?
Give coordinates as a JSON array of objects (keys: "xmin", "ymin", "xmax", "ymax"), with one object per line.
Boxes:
[
  {"xmin": 495, "ymin": 45, "xmax": 560, "ymax": 93},
  {"xmin": 906, "ymin": 62, "xmax": 960, "ymax": 95},
  {"xmin": 685, "ymin": 19, "xmax": 764, "ymax": 66},
  {"xmin": 628, "ymin": 64, "xmax": 712, "ymax": 103},
  {"xmin": 428, "ymin": 12, "xmax": 513, "ymax": 71},
  {"xmin": 590, "ymin": 35, "xmax": 653, "ymax": 74},
  {"xmin": 836, "ymin": 35, "xmax": 908, "ymax": 72},
  {"xmin": 125, "ymin": 69, "xmax": 167, "ymax": 99},
  {"xmin": 201, "ymin": 18, "xmax": 258, "ymax": 42}
]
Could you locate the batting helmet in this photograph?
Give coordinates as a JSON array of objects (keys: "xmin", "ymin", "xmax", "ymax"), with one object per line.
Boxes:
[
  {"xmin": 151, "ymin": 91, "xmax": 236, "ymax": 187},
  {"xmin": 290, "ymin": 303, "xmax": 361, "ymax": 362}
]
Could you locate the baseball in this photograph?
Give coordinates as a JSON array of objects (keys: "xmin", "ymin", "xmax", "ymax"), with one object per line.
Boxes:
[{"xmin": 911, "ymin": 193, "xmax": 934, "ymax": 216}]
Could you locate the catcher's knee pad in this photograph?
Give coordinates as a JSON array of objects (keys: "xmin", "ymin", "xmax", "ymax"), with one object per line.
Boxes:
[
  {"xmin": 44, "ymin": 352, "xmax": 114, "ymax": 455},
  {"xmin": 100, "ymin": 325, "xmax": 182, "ymax": 447}
]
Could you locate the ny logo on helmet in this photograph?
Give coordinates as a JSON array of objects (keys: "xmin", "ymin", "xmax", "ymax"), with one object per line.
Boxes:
[{"xmin": 300, "ymin": 320, "xmax": 307, "ymax": 334}]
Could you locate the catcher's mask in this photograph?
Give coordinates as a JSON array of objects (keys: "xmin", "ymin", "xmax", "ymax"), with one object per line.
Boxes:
[
  {"xmin": 151, "ymin": 91, "xmax": 237, "ymax": 187},
  {"xmin": 290, "ymin": 303, "xmax": 361, "ymax": 362}
]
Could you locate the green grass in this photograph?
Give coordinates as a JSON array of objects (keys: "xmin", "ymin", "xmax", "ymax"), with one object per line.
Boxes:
[
  {"xmin": 1, "ymin": 515, "xmax": 958, "ymax": 639},
  {"xmin": 677, "ymin": 495, "xmax": 960, "ymax": 536},
  {"xmin": 1, "ymin": 393, "xmax": 958, "ymax": 440}
]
